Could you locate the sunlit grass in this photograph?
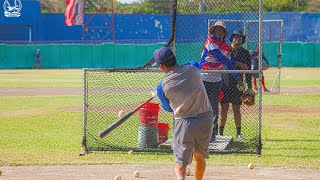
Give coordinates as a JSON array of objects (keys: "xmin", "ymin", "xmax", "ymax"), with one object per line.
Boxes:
[
  {"xmin": 0, "ymin": 69, "xmax": 319, "ymax": 169},
  {"xmin": 263, "ymin": 94, "xmax": 320, "ymax": 107}
]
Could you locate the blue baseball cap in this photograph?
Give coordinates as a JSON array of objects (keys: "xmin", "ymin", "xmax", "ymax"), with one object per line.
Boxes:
[{"xmin": 153, "ymin": 47, "xmax": 176, "ymax": 64}]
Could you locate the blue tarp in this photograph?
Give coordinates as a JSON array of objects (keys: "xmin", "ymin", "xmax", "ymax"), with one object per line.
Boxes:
[{"xmin": 0, "ymin": 1, "xmax": 319, "ymax": 43}]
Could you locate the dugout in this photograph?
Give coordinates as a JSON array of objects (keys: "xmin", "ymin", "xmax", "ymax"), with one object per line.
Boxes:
[{"xmin": 0, "ymin": 0, "xmax": 40, "ymax": 42}]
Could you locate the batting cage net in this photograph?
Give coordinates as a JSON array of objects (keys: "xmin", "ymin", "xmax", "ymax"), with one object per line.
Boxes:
[{"xmin": 82, "ymin": 0, "xmax": 266, "ymax": 155}]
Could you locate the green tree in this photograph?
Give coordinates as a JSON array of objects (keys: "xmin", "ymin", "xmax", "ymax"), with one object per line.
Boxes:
[
  {"xmin": 40, "ymin": 0, "xmax": 65, "ymax": 13},
  {"xmin": 135, "ymin": 0, "xmax": 171, "ymax": 14},
  {"xmin": 306, "ymin": 0, "xmax": 320, "ymax": 12},
  {"xmin": 264, "ymin": 0, "xmax": 308, "ymax": 12},
  {"xmin": 38, "ymin": 0, "xmax": 318, "ymax": 14}
]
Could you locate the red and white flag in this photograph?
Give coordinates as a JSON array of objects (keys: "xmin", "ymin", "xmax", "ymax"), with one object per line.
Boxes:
[{"xmin": 65, "ymin": 0, "xmax": 84, "ymax": 26}]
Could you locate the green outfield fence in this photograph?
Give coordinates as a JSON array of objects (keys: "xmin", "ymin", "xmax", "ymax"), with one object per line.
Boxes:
[{"xmin": 0, "ymin": 42, "xmax": 319, "ymax": 69}]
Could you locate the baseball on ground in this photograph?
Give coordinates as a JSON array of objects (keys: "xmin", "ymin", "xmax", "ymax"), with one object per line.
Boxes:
[
  {"xmin": 117, "ymin": 110, "xmax": 124, "ymax": 118},
  {"xmin": 114, "ymin": 175, "xmax": 121, "ymax": 180},
  {"xmin": 128, "ymin": 150, "xmax": 134, "ymax": 154},
  {"xmin": 134, "ymin": 171, "xmax": 140, "ymax": 177},
  {"xmin": 248, "ymin": 163, "xmax": 254, "ymax": 169}
]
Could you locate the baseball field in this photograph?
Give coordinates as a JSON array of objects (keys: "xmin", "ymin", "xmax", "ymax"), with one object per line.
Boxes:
[{"xmin": 0, "ymin": 67, "xmax": 319, "ymax": 179}]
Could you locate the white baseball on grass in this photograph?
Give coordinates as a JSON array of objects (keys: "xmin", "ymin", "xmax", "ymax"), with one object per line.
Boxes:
[
  {"xmin": 134, "ymin": 171, "xmax": 140, "ymax": 177},
  {"xmin": 114, "ymin": 175, "xmax": 121, "ymax": 180},
  {"xmin": 118, "ymin": 110, "xmax": 124, "ymax": 118},
  {"xmin": 128, "ymin": 150, "xmax": 134, "ymax": 154},
  {"xmin": 248, "ymin": 163, "xmax": 254, "ymax": 169}
]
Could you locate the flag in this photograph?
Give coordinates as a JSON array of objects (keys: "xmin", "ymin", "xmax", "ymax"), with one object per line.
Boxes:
[{"xmin": 65, "ymin": 0, "xmax": 84, "ymax": 26}]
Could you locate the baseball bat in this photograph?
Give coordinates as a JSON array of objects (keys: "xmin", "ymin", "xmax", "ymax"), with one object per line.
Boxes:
[{"xmin": 98, "ymin": 96, "xmax": 155, "ymax": 139}]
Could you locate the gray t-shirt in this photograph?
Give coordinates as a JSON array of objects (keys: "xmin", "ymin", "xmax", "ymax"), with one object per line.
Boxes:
[{"xmin": 161, "ymin": 65, "xmax": 211, "ymax": 119}]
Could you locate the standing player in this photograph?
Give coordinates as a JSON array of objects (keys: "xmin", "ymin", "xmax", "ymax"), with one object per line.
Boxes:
[
  {"xmin": 250, "ymin": 44, "xmax": 270, "ymax": 92},
  {"xmin": 199, "ymin": 21, "xmax": 248, "ymax": 142},
  {"xmin": 154, "ymin": 47, "xmax": 213, "ymax": 180},
  {"xmin": 219, "ymin": 30, "xmax": 252, "ymax": 140},
  {"xmin": 32, "ymin": 49, "xmax": 41, "ymax": 69}
]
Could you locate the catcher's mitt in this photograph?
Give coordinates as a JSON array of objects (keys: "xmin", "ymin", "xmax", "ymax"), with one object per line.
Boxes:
[{"xmin": 241, "ymin": 89, "xmax": 256, "ymax": 106}]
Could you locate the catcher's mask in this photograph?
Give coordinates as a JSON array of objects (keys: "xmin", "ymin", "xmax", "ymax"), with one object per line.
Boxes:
[{"xmin": 241, "ymin": 89, "xmax": 255, "ymax": 106}]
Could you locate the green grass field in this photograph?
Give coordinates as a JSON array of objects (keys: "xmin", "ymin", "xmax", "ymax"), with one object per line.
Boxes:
[{"xmin": 0, "ymin": 68, "xmax": 319, "ymax": 169}]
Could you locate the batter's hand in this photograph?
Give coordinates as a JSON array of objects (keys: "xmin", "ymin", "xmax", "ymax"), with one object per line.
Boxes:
[{"xmin": 235, "ymin": 62, "xmax": 248, "ymax": 70}]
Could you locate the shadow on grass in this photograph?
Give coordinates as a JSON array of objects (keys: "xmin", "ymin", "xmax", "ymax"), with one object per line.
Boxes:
[
  {"xmin": 267, "ymin": 139, "xmax": 319, "ymax": 142},
  {"xmin": 266, "ymin": 147, "xmax": 320, "ymax": 151},
  {"xmin": 262, "ymin": 154, "xmax": 320, "ymax": 158},
  {"xmin": 262, "ymin": 138, "xmax": 320, "ymax": 158}
]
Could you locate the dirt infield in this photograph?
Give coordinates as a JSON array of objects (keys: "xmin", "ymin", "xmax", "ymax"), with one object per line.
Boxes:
[
  {"xmin": 1, "ymin": 82, "xmax": 319, "ymax": 179},
  {"xmin": 280, "ymin": 87, "xmax": 320, "ymax": 94},
  {"xmin": 1, "ymin": 164, "xmax": 320, "ymax": 180},
  {"xmin": 1, "ymin": 87, "xmax": 319, "ymax": 117},
  {"xmin": 0, "ymin": 87, "xmax": 82, "ymax": 96}
]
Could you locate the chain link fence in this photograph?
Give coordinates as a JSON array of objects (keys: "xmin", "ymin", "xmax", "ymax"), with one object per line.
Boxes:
[{"xmin": 81, "ymin": 0, "xmax": 266, "ymax": 155}]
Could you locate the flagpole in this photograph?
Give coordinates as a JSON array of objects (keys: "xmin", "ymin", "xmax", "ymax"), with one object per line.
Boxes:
[
  {"xmin": 82, "ymin": 0, "xmax": 86, "ymax": 44},
  {"xmin": 111, "ymin": 0, "xmax": 115, "ymax": 43}
]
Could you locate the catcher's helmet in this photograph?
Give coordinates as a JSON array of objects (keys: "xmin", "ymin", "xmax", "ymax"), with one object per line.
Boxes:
[{"xmin": 241, "ymin": 89, "xmax": 255, "ymax": 106}]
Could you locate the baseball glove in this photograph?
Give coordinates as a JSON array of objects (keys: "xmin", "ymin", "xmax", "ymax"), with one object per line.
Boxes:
[{"xmin": 241, "ymin": 89, "xmax": 256, "ymax": 106}]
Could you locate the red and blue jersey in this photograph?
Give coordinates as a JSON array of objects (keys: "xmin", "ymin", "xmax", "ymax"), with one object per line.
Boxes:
[{"xmin": 200, "ymin": 36, "xmax": 236, "ymax": 82}]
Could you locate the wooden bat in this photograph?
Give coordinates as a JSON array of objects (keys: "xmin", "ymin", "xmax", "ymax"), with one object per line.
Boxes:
[{"xmin": 98, "ymin": 96, "xmax": 155, "ymax": 139}]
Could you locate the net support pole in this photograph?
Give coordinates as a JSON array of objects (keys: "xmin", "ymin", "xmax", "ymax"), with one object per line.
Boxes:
[
  {"xmin": 279, "ymin": 20, "xmax": 284, "ymax": 93},
  {"xmin": 80, "ymin": 68, "xmax": 88, "ymax": 156},
  {"xmin": 243, "ymin": 21, "xmax": 248, "ymax": 49},
  {"xmin": 257, "ymin": 0, "xmax": 263, "ymax": 157}
]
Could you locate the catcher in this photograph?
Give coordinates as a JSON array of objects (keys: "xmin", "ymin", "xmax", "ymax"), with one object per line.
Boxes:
[{"xmin": 219, "ymin": 30, "xmax": 253, "ymax": 141}]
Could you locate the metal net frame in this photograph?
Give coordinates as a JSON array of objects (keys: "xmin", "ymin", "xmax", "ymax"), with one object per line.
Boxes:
[
  {"xmin": 81, "ymin": 0, "xmax": 266, "ymax": 155},
  {"xmin": 260, "ymin": 20, "xmax": 283, "ymax": 94}
]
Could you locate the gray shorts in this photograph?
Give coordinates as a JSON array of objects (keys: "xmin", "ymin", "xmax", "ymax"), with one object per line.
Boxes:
[{"xmin": 173, "ymin": 111, "xmax": 213, "ymax": 166}]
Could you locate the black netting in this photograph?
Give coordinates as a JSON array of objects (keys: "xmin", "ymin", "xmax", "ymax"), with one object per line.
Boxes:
[
  {"xmin": 82, "ymin": 0, "xmax": 269, "ymax": 155},
  {"xmin": 83, "ymin": 69, "xmax": 174, "ymax": 152},
  {"xmin": 173, "ymin": 0, "xmax": 262, "ymax": 154},
  {"xmin": 83, "ymin": 69, "xmax": 261, "ymax": 154}
]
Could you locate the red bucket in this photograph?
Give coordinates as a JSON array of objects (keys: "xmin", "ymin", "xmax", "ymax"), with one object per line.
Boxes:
[
  {"xmin": 158, "ymin": 122, "xmax": 169, "ymax": 144},
  {"xmin": 139, "ymin": 102, "xmax": 159, "ymax": 128}
]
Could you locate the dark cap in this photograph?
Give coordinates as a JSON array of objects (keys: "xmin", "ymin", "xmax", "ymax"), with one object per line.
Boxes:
[
  {"xmin": 229, "ymin": 30, "xmax": 245, "ymax": 44},
  {"xmin": 153, "ymin": 47, "xmax": 176, "ymax": 64}
]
